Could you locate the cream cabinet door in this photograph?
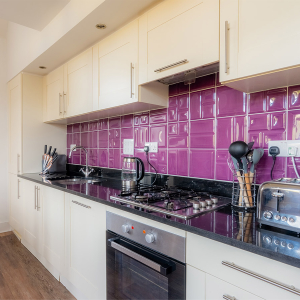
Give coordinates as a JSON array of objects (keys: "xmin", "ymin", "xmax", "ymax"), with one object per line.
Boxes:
[
  {"xmin": 22, "ymin": 180, "xmax": 42, "ymax": 255},
  {"xmin": 206, "ymin": 274, "xmax": 264, "ymax": 300},
  {"xmin": 8, "ymin": 74, "xmax": 22, "ymax": 175},
  {"xmin": 43, "ymin": 66, "xmax": 64, "ymax": 122},
  {"xmin": 144, "ymin": 0, "xmax": 219, "ymax": 83},
  {"xmin": 220, "ymin": 0, "xmax": 300, "ymax": 82},
  {"xmin": 186, "ymin": 265, "xmax": 205, "ymax": 300},
  {"xmin": 41, "ymin": 186, "xmax": 65, "ymax": 273},
  {"xmin": 65, "ymin": 48, "xmax": 93, "ymax": 117},
  {"xmin": 9, "ymin": 174, "xmax": 23, "ymax": 238},
  {"xmin": 98, "ymin": 19, "xmax": 138, "ymax": 110},
  {"xmin": 64, "ymin": 194, "xmax": 106, "ymax": 300}
]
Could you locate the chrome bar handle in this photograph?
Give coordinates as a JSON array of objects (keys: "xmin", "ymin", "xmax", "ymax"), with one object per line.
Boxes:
[
  {"xmin": 63, "ymin": 92, "xmax": 67, "ymax": 114},
  {"xmin": 59, "ymin": 93, "xmax": 62, "ymax": 115},
  {"xmin": 17, "ymin": 179, "xmax": 20, "ymax": 199},
  {"xmin": 130, "ymin": 63, "xmax": 135, "ymax": 98},
  {"xmin": 225, "ymin": 21, "xmax": 229, "ymax": 73},
  {"xmin": 34, "ymin": 186, "xmax": 37, "ymax": 210},
  {"xmin": 37, "ymin": 187, "xmax": 40, "ymax": 211},
  {"xmin": 17, "ymin": 154, "xmax": 20, "ymax": 174},
  {"xmin": 222, "ymin": 261, "xmax": 300, "ymax": 296},
  {"xmin": 72, "ymin": 200, "xmax": 91, "ymax": 209},
  {"xmin": 223, "ymin": 295, "xmax": 236, "ymax": 300},
  {"xmin": 154, "ymin": 59, "xmax": 188, "ymax": 73}
]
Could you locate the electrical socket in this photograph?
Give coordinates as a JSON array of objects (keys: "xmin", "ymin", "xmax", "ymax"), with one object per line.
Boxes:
[
  {"xmin": 268, "ymin": 140, "xmax": 300, "ymax": 157},
  {"xmin": 145, "ymin": 142, "xmax": 158, "ymax": 153},
  {"xmin": 123, "ymin": 139, "xmax": 134, "ymax": 155},
  {"xmin": 70, "ymin": 144, "xmax": 76, "ymax": 151}
]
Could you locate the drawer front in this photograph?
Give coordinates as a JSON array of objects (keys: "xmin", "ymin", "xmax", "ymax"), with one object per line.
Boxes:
[
  {"xmin": 206, "ymin": 273, "xmax": 263, "ymax": 300},
  {"xmin": 187, "ymin": 233, "xmax": 300, "ymax": 300}
]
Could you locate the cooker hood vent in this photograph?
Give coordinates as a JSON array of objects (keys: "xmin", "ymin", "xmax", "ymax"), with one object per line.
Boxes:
[{"xmin": 157, "ymin": 62, "xmax": 219, "ymax": 85}]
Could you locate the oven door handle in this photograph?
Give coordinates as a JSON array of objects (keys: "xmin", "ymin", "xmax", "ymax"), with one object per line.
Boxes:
[{"xmin": 108, "ymin": 238, "xmax": 174, "ymax": 276}]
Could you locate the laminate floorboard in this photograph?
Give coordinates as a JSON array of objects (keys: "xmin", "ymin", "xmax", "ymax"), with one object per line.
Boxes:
[{"xmin": 0, "ymin": 232, "xmax": 76, "ymax": 300}]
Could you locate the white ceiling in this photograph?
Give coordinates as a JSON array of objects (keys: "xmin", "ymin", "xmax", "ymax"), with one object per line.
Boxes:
[{"xmin": 0, "ymin": 0, "xmax": 70, "ymax": 31}]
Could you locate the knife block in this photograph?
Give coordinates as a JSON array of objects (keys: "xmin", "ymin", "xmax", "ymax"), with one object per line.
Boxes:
[{"xmin": 42, "ymin": 155, "xmax": 67, "ymax": 173}]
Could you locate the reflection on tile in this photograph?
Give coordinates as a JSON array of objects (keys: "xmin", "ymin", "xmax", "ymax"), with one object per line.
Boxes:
[
  {"xmin": 168, "ymin": 149, "xmax": 188, "ymax": 176},
  {"xmin": 288, "ymin": 85, "xmax": 300, "ymax": 109},
  {"xmin": 288, "ymin": 110, "xmax": 300, "ymax": 140},
  {"xmin": 134, "ymin": 113, "xmax": 149, "ymax": 126},
  {"xmin": 215, "ymin": 150, "xmax": 232, "ymax": 181},
  {"xmin": 109, "ymin": 149, "xmax": 121, "ymax": 169},
  {"xmin": 150, "ymin": 124, "xmax": 167, "ymax": 147},
  {"xmin": 150, "ymin": 109, "xmax": 168, "ymax": 124},
  {"xmin": 265, "ymin": 88, "xmax": 286, "ymax": 112},
  {"xmin": 149, "ymin": 149, "xmax": 167, "ymax": 174},
  {"xmin": 168, "ymin": 94, "xmax": 189, "ymax": 122},
  {"xmin": 109, "ymin": 129, "xmax": 120, "ymax": 148},
  {"xmin": 134, "ymin": 126, "xmax": 149, "ymax": 148},
  {"xmin": 88, "ymin": 149, "xmax": 99, "ymax": 166},
  {"xmin": 121, "ymin": 114, "xmax": 133, "ymax": 127},
  {"xmin": 190, "ymin": 73, "xmax": 215, "ymax": 92},
  {"xmin": 190, "ymin": 149, "xmax": 215, "ymax": 179},
  {"xmin": 99, "ymin": 149, "xmax": 108, "ymax": 168},
  {"xmin": 190, "ymin": 119, "xmax": 215, "ymax": 148},
  {"xmin": 168, "ymin": 122, "xmax": 188, "ymax": 148},
  {"xmin": 109, "ymin": 117, "xmax": 121, "ymax": 128}
]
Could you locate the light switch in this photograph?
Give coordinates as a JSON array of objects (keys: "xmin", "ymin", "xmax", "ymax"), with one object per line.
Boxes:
[{"xmin": 123, "ymin": 139, "xmax": 134, "ymax": 155}]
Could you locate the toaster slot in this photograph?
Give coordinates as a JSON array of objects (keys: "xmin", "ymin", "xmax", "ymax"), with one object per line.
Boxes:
[{"xmin": 272, "ymin": 190, "xmax": 284, "ymax": 212}]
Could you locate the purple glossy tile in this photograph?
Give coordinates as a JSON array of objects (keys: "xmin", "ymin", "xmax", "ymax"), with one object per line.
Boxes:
[
  {"xmin": 216, "ymin": 72, "xmax": 221, "ymax": 87},
  {"xmin": 249, "ymin": 92, "xmax": 265, "ymax": 113},
  {"xmin": 134, "ymin": 149, "xmax": 149, "ymax": 172},
  {"xmin": 265, "ymin": 88, "xmax": 287, "ymax": 112},
  {"xmin": 168, "ymin": 107, "xmax": 178, "ymax": 122},
  {"xmin": 288, "ymin": 110, "xmax": 300, "ymax": 140},
  {"xmin": 217, "ymin": 86, "xmax": 246, "ymax": 117},
  {"xmin": 288, "ymin": 85, "xmax": 300, "ymax": 109},
  {"xmin": 121, "ymin": 114, "xmax": 133, "ymax": 127},
  {"xmin": 190, "ymin": 92, "xmax": 201, "ymax": 120},
  {"xmin": 168, "ymin": 122, "xmax": 188, "ymax": 148},
  {"xmin": 89, "ymin": 131, "xmax": 98, "ymax": 148},
  {"xmin": 150, "ymin": 124, "xmax": 167, "ymax": 147},
  {"xmin": 98, "ymin": 130, "xmax": 108, "ymax": 148},
  {"xmin": 168, "ymin": 94, "xmax": 189, "ymax": 122},
  {"xmin": 134, "ymin": 126, "xmax": 149, "ymax": 148},
  {"xmin": 88, "ymin": 149, "xmax": 99, "ymax": 166},
  {"xmin": 81, "ymin": 132, "xmax": 88, "ymax": 148},
  {"xmin": 109, "ymin": 149, "xmax": 121, "ymax": 169},
  {"xmin": 216, "ymin": 118, "xmax": 232, "ymax": 148},
  {"xmin": 234, "ymin": 116, "xmax": 246, "ymax": 142},
  {"xmin": 73, "ymin": 123, "xmax": 81, "ymax": 133},
  {"xmin": 67, "ymin": 125, "xmax": 73, "ymax": 134},
  {"xmin": 67, "ymin": 149, "xmax": 71, "ymax": 163},
  {"xmin": 149, "ymin": 149, "xmax": 167, "ymax": 174},
  {"xmin": 81, "ymin": 122, "xmax": 89, "ymax": 132},
  {"xmin": 190, "ymin": 119, "xmax": 215, "ymax": 148},
  {"xmin": 99, "ymin": 149, "xmax": 108, "ymax": 168},
  {"xmin": 109, "ymin": 117, "xmax": 121, "ymax": 129},
  {"xmin": 67, "ymin": 134, "xmax": 72, "ymax": 149},
  {"xmin": 190, "ymin": 73, "xmax": 215, "ymax": 92},
  {"xmin": 109, "ymin": 129, "xmax": 120, "ymax": 148},
  {"xmin": 121, "ymin": 127, "xmax": 134, "ymax": 148},
  {"xmin": 256, "ymin": 150, "xmax": 285, "ymax": 183},
  {"xmin": 99, "ymin": 118, "xmax": 108, "ymax": 130},
  {"xmin": 134, "ymin": 113, "xmax": 149, "ymax": 126},
  {"xmin": 248, "ymin": 131, "xmax": 263, "ymax": 148},
  {"xmin": 287, "ymin": 157, "xmax": 300, "ymax": 178},
  {"xmin": 150, "ymin": 109, "xmax": 168, "ymax": 124},
  {"xmin": 201, "ymin": 88, "xmax": 215, "ymax": 119},
  {"xmin": 270, "ymin": 112, "xmax": 286, "ymax": 130},
  {"xmin": 215, "ymin": 150, "xmax": 232, "ymax": 181},
  {"xmin": 248, "ymin": 114, "xmax": 269, "ymax": 131},
  {"xmin": 69, "ymin": 148, "xmax": 80, "ymax": 164},
  {"xmin": 169, "ymin": 82, "xmax": 189, "ymax": 97},
  {"xmin": 89, "ymin": 120, "xmax": 98, "ymax": 131},
  {"xmin": 73, "ymin": 133, "xmax": 80, "ymax": 145},
  {"xmin": 190, "ymin": 150, "xmax": 215, "ymax": 179},
  {"xmin": 168, "ymin": 149, "xmax": 188, "ymax": 176},
  {"xmin": 263, "ymin": 130, "xmax": 286, "ymax": 149}
]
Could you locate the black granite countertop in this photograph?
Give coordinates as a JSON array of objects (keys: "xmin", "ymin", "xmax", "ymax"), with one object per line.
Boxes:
[{"xmin": 18, "ymin": 172, "xmax": 300, "ymax": 269}]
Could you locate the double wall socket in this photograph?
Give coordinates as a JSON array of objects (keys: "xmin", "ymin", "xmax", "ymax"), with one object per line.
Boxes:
[
  {"xmin": 268, "ymin": 140, "xmax": 300, "ymax": 157},
  {"xmin": 145, "ymin": 142, "xmax": 158, "ymax": 153}
]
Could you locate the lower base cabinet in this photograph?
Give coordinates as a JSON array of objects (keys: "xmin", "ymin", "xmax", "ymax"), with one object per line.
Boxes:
[
  {"xmin": 62, "ymin": 193, "xmax": 106, "ymax": 300},
  {"xmin": 186, "ymin": 265, "xmax": 205, "ymax": 300}
]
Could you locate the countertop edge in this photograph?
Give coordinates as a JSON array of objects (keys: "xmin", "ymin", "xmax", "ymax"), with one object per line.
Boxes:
[{"xmin": 18, "ymin": 174, "xmax": 300, "ymax": 269}]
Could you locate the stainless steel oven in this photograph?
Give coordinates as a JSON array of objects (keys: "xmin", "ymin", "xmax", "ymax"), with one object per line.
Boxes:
[{"xmin": 106, "ymin": 212, "xmax": 186, "ymax": 300}]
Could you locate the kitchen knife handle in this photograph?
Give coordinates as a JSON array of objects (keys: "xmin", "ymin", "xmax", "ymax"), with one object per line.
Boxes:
[
  {"xmin": 51, "ymin": 148, "xmax": 56, "ymax": 157},
  {"xmin": 47, "ymin": 146, "xmax": 52, "ymax": 155},
  {"xmin": 44, "ymin": 145, "xmax": 47, "ymax": 155}
]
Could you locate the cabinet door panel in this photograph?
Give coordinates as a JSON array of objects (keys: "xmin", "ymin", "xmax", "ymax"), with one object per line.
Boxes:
[
  {"xmin": 66, "ymin": 48, "xmax": 93, "ymax": 117},
  {"xmin": 64, "ymin": 194, "xmax": 106, "ymax": 300},
  {"xmin": 9, "ymin": 76, "xmax": 22, "ymax": 175},
  {"xmin": 42, "ymin": 186, "xmax": 64, "ymax": 272},
  {"xmin": 147, "ymin": 0, "xmax": 219, "ymax": 82},
  {"xmin": 186, "ymin": 265, "xmax": 205, "ymax": 300}
]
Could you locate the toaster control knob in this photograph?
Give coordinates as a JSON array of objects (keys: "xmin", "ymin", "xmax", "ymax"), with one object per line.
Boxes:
[
  {"xmin": 263, "ymin": 236, "xmax": 272, "ymax": 244},
  {"xmin": 289, "ymin": 217, "xmax": 296, "ymax": 223},
  {"xmin": 145, "ymin": 233, "xmax": 155, "ymax": 244},
  {"xmin": 281, "ymin": 241, "xmax": 287, "ymax": 247},
  {"xmin": 281, "ymin": 216, "xmax": 288, "ymax": 222},
  {"xmin": 263, "ymin": 211, "xmax": 273, "ymax": 219},
  {"xmin": 274, "ymin": 215, "xmax": 281, "ymax": 221},
  {"xmin": 121, "ymin": 224, "xmax": 130, "ymax": 233},
  {"xmin": 287, "ymin": 243, "xmax": 294, "ymax": 250},
  {"xmin": 274, "ymin": 239, "xmax": 280, "ymax": 245}
]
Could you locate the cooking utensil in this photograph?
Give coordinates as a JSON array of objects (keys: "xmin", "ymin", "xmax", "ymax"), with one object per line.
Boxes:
[
  {"xmin": 229, "ymin": 141, "xmax": 249, "ymax": 170},
  {"xmin": 248, "ymin": 148, "xmax": 264, "ymax": 184},
  {"xmin": 241, "ymin": 156, "xmax": 253, "ymax": 205}
]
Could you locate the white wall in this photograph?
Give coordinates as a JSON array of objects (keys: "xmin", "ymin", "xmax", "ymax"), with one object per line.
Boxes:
[{"xmin": 0, "ymin": 36, "xmax": 9, "ymax": 232}]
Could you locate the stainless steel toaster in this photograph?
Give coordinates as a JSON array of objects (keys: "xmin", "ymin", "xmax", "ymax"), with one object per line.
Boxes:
[{"xmin": 258, "ymin": 178, "xmax": 300, "ymax": 233}]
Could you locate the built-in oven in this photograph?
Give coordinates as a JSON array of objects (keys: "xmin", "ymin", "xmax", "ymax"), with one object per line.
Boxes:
[{"xmin": 106, "ymin": 212, "xmax": 186, "ymax": 300}]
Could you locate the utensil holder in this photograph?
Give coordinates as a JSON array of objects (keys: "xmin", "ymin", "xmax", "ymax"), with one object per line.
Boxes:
[
  {"xmin": 232, "ymin": 169, "xmax": 256, "ymax": 210},
  {"xmin": 232, "ymin": 210, "xmax": 256, "ymax": 243}
]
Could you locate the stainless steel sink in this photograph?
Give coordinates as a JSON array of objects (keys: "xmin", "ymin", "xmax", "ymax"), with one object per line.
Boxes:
[{"xmin": 50, "ymin": 177, "xmax": 103, "ymax": 185}]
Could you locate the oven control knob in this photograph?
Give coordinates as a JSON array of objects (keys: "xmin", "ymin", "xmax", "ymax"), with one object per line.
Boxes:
[
  {"xmin": 145, "ymin": 233, "xmax": 155, "ymax": 244},
  {"xmin": 263, "ymin": 211, "xmax": 273, "ymax": 219},
  {"xmin": 121, "ymin": 224, "xmax": 130, "ymax": 234},
  {"xmin": 288, "ymin": 243, "xmax": 294, "ymax": 250},
  {"xmin": 274, "ymin": 239, "xmax": 280, "ymax": 245},
  {"xmin": 281, "ymin": 241, "xmax": 287, "ymax": 247},
  {"xmin": 263, "ymin": 236, "xmax": 272, "ymax": 244}
]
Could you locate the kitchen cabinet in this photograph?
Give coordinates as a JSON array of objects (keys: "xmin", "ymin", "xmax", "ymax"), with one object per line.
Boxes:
[
  {"xmin": 22, "ymin": 180, "xmax": 42, "ymax": 256},
  {"xmin": 186, "ymin": 265, "xmax": 205, "ymax": 300},
  {"xmin": 9, "ymin": 174, "xmax": 23, "ymax": 239},
  {"xmin": 62, "ymin": 194, "xmax": 106, "ymax": 300},
  {"xmin": 139, "ymin": 0, "xmax": 219, "ymax": 84},
  {"xmin": 220, "ymin": 0, "xmax": 300, "ymax": 93},
  {"xmin": 97, "ymin": 20, "xmax": 138, "ymax": 110},
  {"xmin": 187, "ymin": 233, "xmax": 300, "ymax": 300}
]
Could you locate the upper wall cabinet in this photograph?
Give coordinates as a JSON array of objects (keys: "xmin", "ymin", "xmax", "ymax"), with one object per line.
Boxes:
[
  {"xmin": 220, "ymin": 0, "xmax": 300, "ymax": 92},
  {"xmin": 139, "ymin": 0, "xmax": 219, "ymax": 84},
  {"xmin": 96, "ymin": 20, "xmax": 138, "ymax": 110}
]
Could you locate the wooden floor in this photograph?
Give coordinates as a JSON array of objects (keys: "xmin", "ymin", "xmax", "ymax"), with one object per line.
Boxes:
[{"xmin": 0, "ymin": 231, "xmax": 76, "ymax": 300}]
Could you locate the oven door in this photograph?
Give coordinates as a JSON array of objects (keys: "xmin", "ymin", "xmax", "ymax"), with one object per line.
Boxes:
[{"xmin": 106, "ymin": 231, "xmax": 186, "ymax": 300}]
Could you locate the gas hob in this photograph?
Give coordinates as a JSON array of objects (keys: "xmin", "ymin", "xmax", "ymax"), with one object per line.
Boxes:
[{"xmin": 110, "ymin": 185, "xmax": 231, "ymax": 220}]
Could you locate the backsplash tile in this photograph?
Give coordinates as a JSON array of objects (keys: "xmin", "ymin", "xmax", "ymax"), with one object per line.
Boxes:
[{"xmin": 66, "ymin": 72, "xmax": 300, "ymax": 183}]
